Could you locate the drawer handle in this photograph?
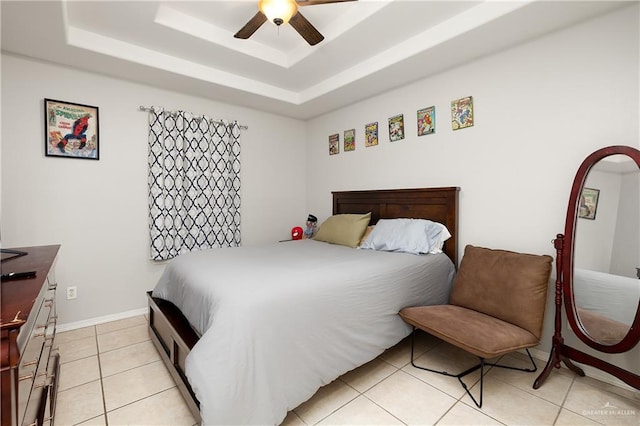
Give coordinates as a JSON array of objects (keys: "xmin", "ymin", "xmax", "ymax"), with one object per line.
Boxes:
[
  {"xmin": 34, "ymin": 371, "xmax": 55, "ymax": 380},
  {"xmin": 19, "ymin": 373, "xmax": 34, "ymax": 381}
]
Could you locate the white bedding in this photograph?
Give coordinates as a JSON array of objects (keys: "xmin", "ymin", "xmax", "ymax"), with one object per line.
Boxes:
[
  {"xmin": 152, "ymin": 239, "xmax": 455, "ymax": 425},
  {"xmin": 573, "ymin": 268, "xmax": 640, "ymax": 325}
]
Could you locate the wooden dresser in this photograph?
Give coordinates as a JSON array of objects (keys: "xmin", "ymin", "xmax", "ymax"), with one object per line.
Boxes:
[{"xmin": 1, "ymin": 245, "xmax": 60, "ymax": 426}]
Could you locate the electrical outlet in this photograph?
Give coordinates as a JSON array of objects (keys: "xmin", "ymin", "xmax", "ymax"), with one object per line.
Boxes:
[{"xmin": 66, "ymin": 286, "xmax": 77, "ymax": 300}]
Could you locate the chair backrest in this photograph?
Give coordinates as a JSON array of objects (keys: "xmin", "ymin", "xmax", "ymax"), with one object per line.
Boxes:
[{"xmin": 449, "ymin": 245, "xmax": 553, "ymax": 339}]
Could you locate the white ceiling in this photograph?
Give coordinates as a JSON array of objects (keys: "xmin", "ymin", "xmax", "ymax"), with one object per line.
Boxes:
[{"xmin": 0, "ymin": 0, "xmax": 630, "ymax": 119}]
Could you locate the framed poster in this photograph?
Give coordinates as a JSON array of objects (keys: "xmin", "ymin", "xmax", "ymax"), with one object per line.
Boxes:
[
  {"xmin": 579, "ymin": 187, "xmax": 600, "ymax": 220},
  {"xmin": 417, "ymin": 106, "xmax": 435, "ymax": 136},
  {"xmin": 388, "ymin": 114, "xmax": 405, "ymax": 142},
  {"xmin": 365, "ymin": 122, "xmax": 378, "ymax": 147},
  {"xmin": 329, "ymin": 133, "xmax": 340, "ymax": 155},
  {"xmin": 344, "ymin": 129, "xmax": 355, "ymax": 152},
  {"xmin": 451, "ymin": 96, "xmax": 474, "ymax": 130},
  {"xmin": 45, "ymin": 98, "xmax": 99, "ymax": 160}
]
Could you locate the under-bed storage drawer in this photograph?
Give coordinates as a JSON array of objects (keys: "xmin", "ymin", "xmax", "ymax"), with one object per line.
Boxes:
[
  {"xmin": 148, "ymin": 302, "xmax": 172, "ymax": 357},
  {"xmin": 147, "ymin": 292, "xmax": 200, "ymax": 417},
  {"xmin": 147, "ymin": 293, "xmax": 199, "ymax": 376}
]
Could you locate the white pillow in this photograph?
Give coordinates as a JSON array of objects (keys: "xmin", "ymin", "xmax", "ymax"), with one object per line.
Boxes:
[
  {"xmin": 430, "ymin": 223, "xmax": 452, "ymax": 254},
  {"xmin": 359, "ymin": 218, "xmax": 451, "ymax": 255}
]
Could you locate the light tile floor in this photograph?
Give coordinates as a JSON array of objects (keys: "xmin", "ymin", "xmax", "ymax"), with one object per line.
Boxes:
[{"xmin": 54, "ymin": 315, "xmax": 640, "ymax": 425}]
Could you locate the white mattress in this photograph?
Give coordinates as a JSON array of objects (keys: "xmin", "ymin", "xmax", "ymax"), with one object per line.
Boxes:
[
  {"xmin": 153, "ymin": 239, "xmax": 455, "ymax": 425},
  {"xmin": 573, "ymin": 267, "xmax": 640, "ymax": 325}
]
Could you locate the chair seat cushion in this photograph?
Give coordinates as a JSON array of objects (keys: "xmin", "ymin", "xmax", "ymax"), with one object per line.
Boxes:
[
  {"xmin": 576, "ymin": 308, "xmax": 630, "ymax": 345},
  {"xmin": 400, "ymin": 305, "xmax": 540, "ymax": 359}
]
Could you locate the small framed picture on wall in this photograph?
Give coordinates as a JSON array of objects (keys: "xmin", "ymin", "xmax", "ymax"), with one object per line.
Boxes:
[
  {"xmin": 365, "ymin": 122, "xmax": 378, "ymax": 147},
  {"xmin": 344, "ymin": 129, "xmax": 355, "ymax": 152},
  {"xmin": 579, "ymin": 187, "xmax": 600, "ymax": 220},
  {"xmin": 417, "ymin": 106, "xmax": 435, "ymax": 136},
  {"xmin": 329, "ymin": 133, "xmax": 340, "ymax": 155},
  {"xmin": 388, "ymin": 114, "xmax": 405, "ymax": 142},
  {"xmin": 451, "ymin": 96, "xmax": 474, "ymax": 130},
  {"xmin": 44, "ymin": 98, "xmax": 99, "ymax": 160}
]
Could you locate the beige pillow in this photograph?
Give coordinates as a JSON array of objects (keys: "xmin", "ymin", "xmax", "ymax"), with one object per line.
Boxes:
[{"xmin": 313, "ymin": 213, "xmax": 371, "ymax": 248}]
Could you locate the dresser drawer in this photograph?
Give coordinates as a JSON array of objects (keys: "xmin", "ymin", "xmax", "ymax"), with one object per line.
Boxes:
[
  {"xmin": 16, "ymin": 290, "xmax": 56, "ymax": 426},
  {"xmin": 1, "ymin": 245, "xmax": 60, "ymax": 426}
]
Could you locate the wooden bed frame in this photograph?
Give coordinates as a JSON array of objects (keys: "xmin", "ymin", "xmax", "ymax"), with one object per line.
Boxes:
[{"xmin": 147, "ymin": 187, "xmax": 460, "ymax": 422}]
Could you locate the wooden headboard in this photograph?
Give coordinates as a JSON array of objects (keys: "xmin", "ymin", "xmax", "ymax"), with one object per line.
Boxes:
[{"xmin": 332, "ymin": 187, "xmax": 460, "ymax": 266}]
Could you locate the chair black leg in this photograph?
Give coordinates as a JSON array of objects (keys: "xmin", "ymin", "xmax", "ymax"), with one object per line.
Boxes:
[
  {"xmin": 409, "ymin": 329, "xmax": 484, "ymax": 407},
  {"xmin": 458, "ymin": 358, "xmax": 484, "ymax": 408},
  {"xmin": 486, "ymin": 348, "xmax": 538, "ymax": 373},
  {"xmin": 408, "ymin": 329, "xmax": 538, "ymax": 408}
]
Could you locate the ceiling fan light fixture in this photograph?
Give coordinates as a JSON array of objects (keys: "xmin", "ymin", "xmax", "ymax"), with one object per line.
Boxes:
[{"xmin": 259, "ymin": 0, "xmax": 298, "ymax": 26}]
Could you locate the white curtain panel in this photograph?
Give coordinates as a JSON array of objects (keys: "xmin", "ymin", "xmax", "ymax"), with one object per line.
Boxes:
[{"xmin": 148, "ymin": 108, "xmax": 241, "ymax": 260}]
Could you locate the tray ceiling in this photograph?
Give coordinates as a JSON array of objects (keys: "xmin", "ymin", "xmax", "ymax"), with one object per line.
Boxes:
[{"xmin": 0, "ymin": 0, "xmax": 629, "ymax": 119}]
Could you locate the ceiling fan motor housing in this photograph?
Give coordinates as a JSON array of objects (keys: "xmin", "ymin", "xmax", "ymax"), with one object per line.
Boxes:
[
  {"xmin": 259, "ymin": 0, "xmax": 298, "ymax": 26},
  {"xmin": 235, "ymin": 0, "xmax": 357, "ymax": 45}
]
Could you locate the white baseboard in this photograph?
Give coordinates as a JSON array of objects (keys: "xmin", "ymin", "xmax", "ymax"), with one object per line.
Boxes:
[{"xmin": 56, "ymin": 307, "xmax": 148, "ymax": 333}]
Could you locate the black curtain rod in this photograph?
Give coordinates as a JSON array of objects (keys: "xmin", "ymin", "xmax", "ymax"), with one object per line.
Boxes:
[{"xmin": 138, "ymin": 106, "xmax": 248, "ymax": 130}]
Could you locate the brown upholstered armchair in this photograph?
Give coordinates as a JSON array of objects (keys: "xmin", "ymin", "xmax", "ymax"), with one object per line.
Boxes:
[{"xmin": 400, "ymin": 245, "xmax": 552, "ymax": 408}]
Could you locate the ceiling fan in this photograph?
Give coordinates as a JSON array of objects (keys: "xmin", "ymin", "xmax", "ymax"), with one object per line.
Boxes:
[{"xmin": 234, "ymin": 0, "xmax": 357, "ymax": 46}]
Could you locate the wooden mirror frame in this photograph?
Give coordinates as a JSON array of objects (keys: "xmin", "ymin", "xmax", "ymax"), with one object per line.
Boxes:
[{"xmin": 534, "ymin": 145, "xmax": 640, "ymax": 391}]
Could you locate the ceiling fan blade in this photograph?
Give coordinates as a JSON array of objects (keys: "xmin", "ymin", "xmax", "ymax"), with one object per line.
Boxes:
[
  {"xmin": 234, "ymin": 12, "xmax": 267, "ymax": 39},
  {"xmin": 289, "ymin": 11, "xmax": 324, "ymax": 46},
  {"xmin": 297, "ymin": 0, "xmax": 357, "ymax": 5}
]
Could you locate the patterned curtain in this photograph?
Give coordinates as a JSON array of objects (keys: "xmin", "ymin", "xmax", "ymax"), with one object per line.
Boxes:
[{"xmin": 147, "ymin": 108, "xmax": 241, "ymax": 260}]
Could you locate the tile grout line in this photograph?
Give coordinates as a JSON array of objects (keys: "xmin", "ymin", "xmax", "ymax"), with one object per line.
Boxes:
[
  {"xmin": 95, "ymin": 325, "xmax": 110, "ymax": 426},
  {"xmin": 552, "ymin": 373, "xmax": 577, "ymax": 425},
  {"xmin": 359, "ymin": 392, "xmax": 407, "ymax": 425},
  {"xmin": 55, "ymin": 318, "xmax": 176, "ymax": 425},
  {"xmin": 554, "ymin": 375, "xmax": 608, "ymax": 426},
  {"xmin": 96, "ymin": 322, "xmax": 158, "ymax": 423}
]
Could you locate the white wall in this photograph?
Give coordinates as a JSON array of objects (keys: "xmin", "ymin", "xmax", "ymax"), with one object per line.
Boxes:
[
  {"xmin": 610, "ymin": 171, "xmax": 640, "ymax": 278},
  {"xmin": 574, "ymin": 170, "xmax": 622, "ymax": 272},
  {"xmin": 1, "ymin": 54, "xmax": 307, "ymax": 326},
  {"xmin": 305, "ymin": 4, "xmax": 639, "ymax": 374}
]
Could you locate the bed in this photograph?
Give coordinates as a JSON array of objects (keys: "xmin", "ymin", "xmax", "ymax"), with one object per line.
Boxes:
[
  {"xmin": 573, "ymin": 268, "xmax": 640, "ymax": 344},
  {"xmin": 147, "ymin": 187, "xmax": 460, "ymax": 424}
]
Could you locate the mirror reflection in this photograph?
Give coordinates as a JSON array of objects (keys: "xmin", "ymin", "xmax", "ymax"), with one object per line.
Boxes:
[{"xmin": 573, "ymin": 154, "xmax": 640, "ymax": 346}]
